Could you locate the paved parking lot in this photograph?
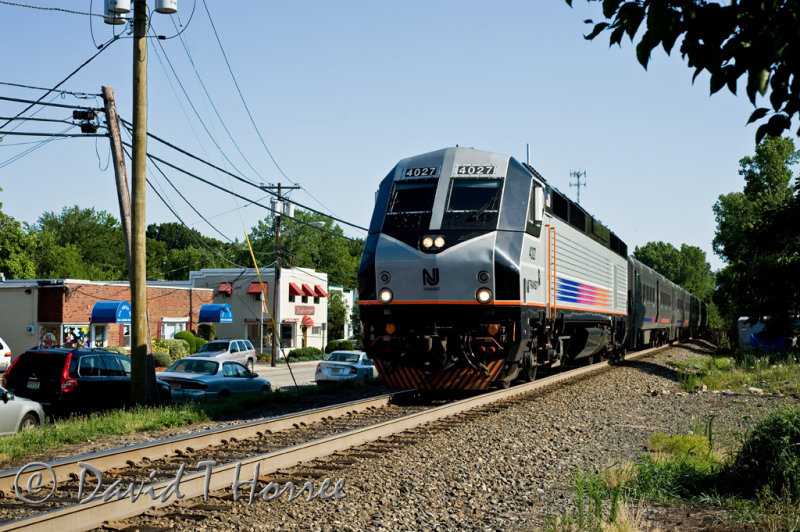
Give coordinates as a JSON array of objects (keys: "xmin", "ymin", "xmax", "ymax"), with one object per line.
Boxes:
[{"xmin": 252, "ymin": 360, "xmax": 319, "ymax": 389}]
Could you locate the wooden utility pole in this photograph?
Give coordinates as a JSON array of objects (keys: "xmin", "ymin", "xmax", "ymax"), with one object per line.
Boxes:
[
  {"xmin": 101, "ymin": 86, "xmax": 132, "ymax": 275},
  {"xmin": 261, "ymin": 183, "xmax": 299, "ymax": 367},
  {"xmin": 131, "ymin": 0, "xmax": 155, "ymax": 404},
  {"xmin": 102, "ymin": 84, "xmax": 154, "ymax": 373},
  {"xmin": 272, "ymin": 183, "xmax": 282, "ymax": 367}
]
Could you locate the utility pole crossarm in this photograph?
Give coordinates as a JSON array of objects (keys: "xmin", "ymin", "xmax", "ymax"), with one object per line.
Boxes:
[{"xmin": 569, "ymin": 170, "xmax": 587, "ymax": 204}]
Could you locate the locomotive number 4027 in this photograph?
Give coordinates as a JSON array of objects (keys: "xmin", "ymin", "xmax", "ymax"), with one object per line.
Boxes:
[
  {"xmin": 456, "ymin": 165, "xmax": 495, "ymax": 175},
  {"xmin": 404, "ymin": 167, "xmax": 438, "ymax": 177}
]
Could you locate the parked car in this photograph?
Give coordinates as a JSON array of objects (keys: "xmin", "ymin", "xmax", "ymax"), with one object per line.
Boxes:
[
  {"xmin": 0, "ymin": 336, "xmax": 12, "ymax": 373},
  {"xmin": 315, "ymin": 350, "xmax": 378, "ymax": 384},
  {"xmin": 0, "ymin": 386, "xmax": 44, "ymax": 435},
  {"xmin": 158, "ymin": 357, "xmax": 271, "ymax": 401},
  {"xmin": 2, "ymin": 347, "xmax": 171, "ymax": 415},
  {"xmin": 190, "ymin": 339, "xmax": 257, "ymax": 371}
]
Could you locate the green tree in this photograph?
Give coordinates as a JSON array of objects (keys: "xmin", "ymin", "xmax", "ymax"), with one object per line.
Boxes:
[
  {"xmin": 566, "ymin": 1, "xmax": 800, "ymax": 141},
  {"xmin": 0, "ymin": 211, "xmax": 36, "ymax": 279},
  {"xmin": 147, "ymin": 222, "xmax": 237, "ymax": 280},
  {"xmin": 327, "ymin": 290, "xmax": 347, "ymax": 340},
  {"xmin": 31, "ymin": 206, "xmax": 127, "ymax": 280},
  {"xmin": 712, "ymin": 136, "xmax": 800, "ymax": 333},
  {"xmin": 242, "ymin": 210, "xmax": 364, "ymax": 288}
]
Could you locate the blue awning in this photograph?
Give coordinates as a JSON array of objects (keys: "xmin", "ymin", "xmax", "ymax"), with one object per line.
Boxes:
[
  {"xmin": 91, "ymin": 301, "xmax": 132, "ymax": 323},
  {"xmin": 199, "ymin": 303, "xmax": 233, "ymax": 323}
]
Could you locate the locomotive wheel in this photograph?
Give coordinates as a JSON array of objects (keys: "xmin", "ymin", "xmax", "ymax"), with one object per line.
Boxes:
[{"xmin": 522, "ymin": 352, "xmax": 538, "ymax": 382}]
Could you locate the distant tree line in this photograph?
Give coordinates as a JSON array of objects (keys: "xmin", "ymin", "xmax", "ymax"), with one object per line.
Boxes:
[{"xmin": 0, "ymin": 203, "xmax": 364, "ymax": 290}]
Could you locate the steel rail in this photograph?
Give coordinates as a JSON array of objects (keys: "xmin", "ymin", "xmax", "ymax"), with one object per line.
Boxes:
[
  {"xmin": 0, "ymin": 392, "xmax": 402, "ymax": 498},
  {"xmin": 0, "ymin": 344, "xmax": 669, "ymax": 532}
]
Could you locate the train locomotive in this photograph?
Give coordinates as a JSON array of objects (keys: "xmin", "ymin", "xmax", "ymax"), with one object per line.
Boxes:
[{"xmin": 358, "ymin": 147, "xmax": 707, "ymax": 390}]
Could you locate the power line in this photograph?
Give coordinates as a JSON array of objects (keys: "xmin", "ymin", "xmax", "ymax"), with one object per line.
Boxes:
[
  {"xmin": 118, "ymin": 117, "xmax": 368, "ymax": 232},
  {"xmin": 0, "ymin": 34, "xmax": 119, "ymax": 133},
  {"xmin": 0, "ymin": 124, "xmax": 76, "ymax": 169},
  {"xmin": 0, "ymin": 95, "xmax": 102, "ymax": 112},
  {"xmin": 150, "ymin": 32, "xmax": 255, "ymax": 183},
  {"xmin": 0, "ymin": 81, "xmax": 99, "ymax": 98},
  {"xmin": 200, "ymin": 0, "xmax": 341, "ymax": 221},
  {"xmin": 168, "ymin": 17, "xmax": 264, "ymax": 181},
  {"xmin": 0, "ymin": 0, "xmax": 103, "ymax": 17},
  {"xmin": 119, "ymin": 138, "xmax": 363, "ymax": 243}
]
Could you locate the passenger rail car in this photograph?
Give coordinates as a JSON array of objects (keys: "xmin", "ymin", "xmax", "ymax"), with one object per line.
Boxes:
[{"xmin": 358, "ymin": 147, "xmax": 706, "ymax": 390}]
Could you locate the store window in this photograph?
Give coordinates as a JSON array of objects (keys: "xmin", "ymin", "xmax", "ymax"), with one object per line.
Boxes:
[
  {"xmin": 91, "ymin": 324, "xmax": 108, "ymax": 347},
  {"xmin": 123, "ymin": 325, "xmax": 131, "ymax": 348},
  {"xmin": 64, "ymin": 325, "xmax": 90, "ymax": 348},
  {"xmin": 161, "ymin": 319, "xmax": 188, "ymax": 339}
]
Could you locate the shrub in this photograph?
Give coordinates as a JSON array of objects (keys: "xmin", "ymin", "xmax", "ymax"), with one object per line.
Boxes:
[
  {"xmin": 731, "ymin": 407, "xmax": 800, "ymax": 502},
  {"xmin": 195, "ymin": 338, "xmax": 207, "ymax": 352},
  {"xmin": 288, "ymin": 347, "xmax": 323, "ymax": 359},
  {"xmin": 152, "ymin": 338, "xmax": 191, "ymax": 362},
  {"xmin": 103, "ymin": 345, "xmax": 127, "ymax": 354},
  {"xmin": 325, "ymin": 340, "xmax": 354, "ymax": 354},
  {"xmin": 153, "ymin": 352, "xmax": 172, "ymax": 367},
  {"xmin": 174, "ymin": 330, "xmax": 196, "ymax": 353},
  {"xmin": 197, "ymin": 323, "xmax": 216, "ymax": 341}
]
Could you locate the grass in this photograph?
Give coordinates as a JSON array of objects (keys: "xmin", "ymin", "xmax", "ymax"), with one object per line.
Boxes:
[
  {"xmin": 669, "ymin": 348, "xmax": 800, "ymax": 394},
  {"xmin": 0, "ymin": 378, "xmax": 381, "ymax": 465},
  {"xmin": 551, "ymin": 408, "xmax": 800, "ymax": 530}
]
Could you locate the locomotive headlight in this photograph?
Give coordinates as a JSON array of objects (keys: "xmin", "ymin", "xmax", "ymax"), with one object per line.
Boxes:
[
  {"xmin": 433, "ymin": 236, "xmax": 446, "ymax": 248},
  {"xmin": 422, "ymin": 236, "xmax": 434, "ymax": 249},
  {"xmin": 476, "ymin": 288, "xmax": 492, "ymax": 304},
  {"xmin": 379, "ymin": 288, "xmax": 393, "ymax": 304}
]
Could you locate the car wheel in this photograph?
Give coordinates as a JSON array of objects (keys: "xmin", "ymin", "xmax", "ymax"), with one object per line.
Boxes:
[
  {"xmin": 262, "ymin": 385, "xmax": 271, "ymax": 392},
  {"xmin": 246, "ymin": 359, "xmax": 254, "ymax": 372},
  {"xmin": 220, "ymin": 390, "xmax": 230, "ymax": 397},
  {"xmin": 18, "ymin": 413, "xmax": 39, "ymax": 431}
]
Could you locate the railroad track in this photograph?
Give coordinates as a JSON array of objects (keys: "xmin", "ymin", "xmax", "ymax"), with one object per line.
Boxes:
[{"xmin": 0, "ymin": 344, "xmax": 669, "ymax": 532}]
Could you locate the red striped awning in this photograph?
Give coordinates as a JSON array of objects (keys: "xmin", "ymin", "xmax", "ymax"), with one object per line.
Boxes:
[
  {"xmin": 247, "ymin": 282, "xmax": 265, "ymax": 295},
  {"xmin": 218, "ymin": 282, "xmax": 232, "ymax": 295},
  {"xmin": 302, "ymin": 283, "xmax": 316, "ymax": 297},
  {"xmin": 301, "ymin": 315, "xmax": 314, "ymax": 327},
  {"xmin": 288, "ymin": 283, "xmax": 303, "ymax": 296},
  {"xmin": 314, "ymin": 285, "xmax": 328, "ymax": 297}
]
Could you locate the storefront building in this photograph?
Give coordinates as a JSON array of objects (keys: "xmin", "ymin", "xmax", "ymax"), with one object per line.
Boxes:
[
  {"xmin": 187, "ymin": 267, "xmax": 329, "ymax": 353},
  {"xmin": 0, "ymin": 279, "xmax": 213, "ymax": 355}
]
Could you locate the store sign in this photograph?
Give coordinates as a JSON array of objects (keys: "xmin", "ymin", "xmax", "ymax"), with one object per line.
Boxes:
[{"xmin": 295, "ymin": 305, "xmax": 315, "ymax": 316}]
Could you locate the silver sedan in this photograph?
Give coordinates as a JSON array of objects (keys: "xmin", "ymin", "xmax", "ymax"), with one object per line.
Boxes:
[
  {"xmin": 315, "ymin": 351, "xmax": 378, "ymax": 383},
  {"xmin": 158, "ymin": 357, "xmax": 271, "ymax": 401},
  {"xmin": 0, "ymin": 386, "xmax": 44, "ymax": 435}
]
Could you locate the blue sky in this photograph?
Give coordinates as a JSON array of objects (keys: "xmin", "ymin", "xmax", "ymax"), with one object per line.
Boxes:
[{"xmin": 0, "ymin": 1, "xmax": 762, "ymax": 272}]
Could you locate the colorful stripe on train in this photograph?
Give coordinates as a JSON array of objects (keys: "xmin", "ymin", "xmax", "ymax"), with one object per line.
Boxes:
[{"xmin": 374, "ymin": 359, "xmax": 505, "ymax": 390}]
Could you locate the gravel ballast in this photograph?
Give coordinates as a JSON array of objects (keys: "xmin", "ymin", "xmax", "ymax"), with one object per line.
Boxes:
[{"xmin": 99, "ymin": 342, "xmax": 800, "ymax": 530}]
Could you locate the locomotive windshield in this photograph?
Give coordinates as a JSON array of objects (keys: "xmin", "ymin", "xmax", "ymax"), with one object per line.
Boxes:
[
  {"xmin": 387, "ymin": 180, "xmax": 437, "ymax": 213},
  {"xmin": 447, "ymin": 179, "xmax": 502, "ymax": 213}
]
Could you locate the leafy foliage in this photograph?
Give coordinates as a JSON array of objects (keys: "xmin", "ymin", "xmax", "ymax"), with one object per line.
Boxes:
[
  {"xmin": 173, "ymin": 330, "xmax": 196, "ymax": 353},
  {"xmin": 732, "ymin": 408, "xmax": 800, "ymax": 502},
  {"xmin": 327, "ymin": 291, "xmax": 347, "ymax": 340},
  {"xmin": 326, "ymin": 339, "xmax": 354, "ymax": 354},
  {"xmin": 151, "ymin": 338, "xmax": 190, "ymax": 362},
  {"xmin": 0, "ymin": 210, "xmax": 36, "ymax": 279},
  {"xmin": 566, "ymin": 0, "xmax": 800, "ymax": 142},
  {"xmin": 712, "ymin": 136, "xmax": 800, "ymax": 333}
]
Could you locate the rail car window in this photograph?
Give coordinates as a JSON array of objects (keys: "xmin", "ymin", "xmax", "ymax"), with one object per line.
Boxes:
[
  {"xmin": 387, "ymin": 180, "xmax": 437, "ymax": 213},
  {"xmin": 446, "ymin": 179, "xmax": 502, "ymax": 212}
]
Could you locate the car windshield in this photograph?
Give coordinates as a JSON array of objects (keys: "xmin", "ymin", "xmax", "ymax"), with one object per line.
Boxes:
[
  {"xmin": 166, "ymin": 359, "xmax": 219, "ymax": 375},
  {"xmin": 326, "ymin": 352, "xmax": 360, "ymax": 363},
  {"xmin": 198, "ymin": 341, "xmax": 229, "ymax": 353}
]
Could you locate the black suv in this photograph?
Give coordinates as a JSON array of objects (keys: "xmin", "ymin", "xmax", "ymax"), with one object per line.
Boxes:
[{"xmin": 2, "ymin": 347, "xmax": 170, "ymax": 415}]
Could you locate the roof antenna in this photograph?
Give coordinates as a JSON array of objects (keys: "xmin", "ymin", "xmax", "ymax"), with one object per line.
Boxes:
[{"xmin": 526, "ymin": 143, "xmax": 530, "ymax": 165}]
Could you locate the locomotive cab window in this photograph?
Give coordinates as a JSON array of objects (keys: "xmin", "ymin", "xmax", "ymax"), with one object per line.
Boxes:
[
  {"xmin": 442, "ymin": 178, "xmax": 503, "ymax": 230},
  {"xmin": 526, "ymin": 183, "xmax": 544, "ymax": 237},
  {"xmin": 387, "ymin": 179, "xmax": 437, "ymax": 213},
  {"xmin": 446, "ymin": 179, "xmax": 502, "ymax": 213}
]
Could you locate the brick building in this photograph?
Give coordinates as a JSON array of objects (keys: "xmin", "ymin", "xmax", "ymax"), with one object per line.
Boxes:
[{"xmin": 0, "ymin": 278, "xmax": 213, "ymax": 355}]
